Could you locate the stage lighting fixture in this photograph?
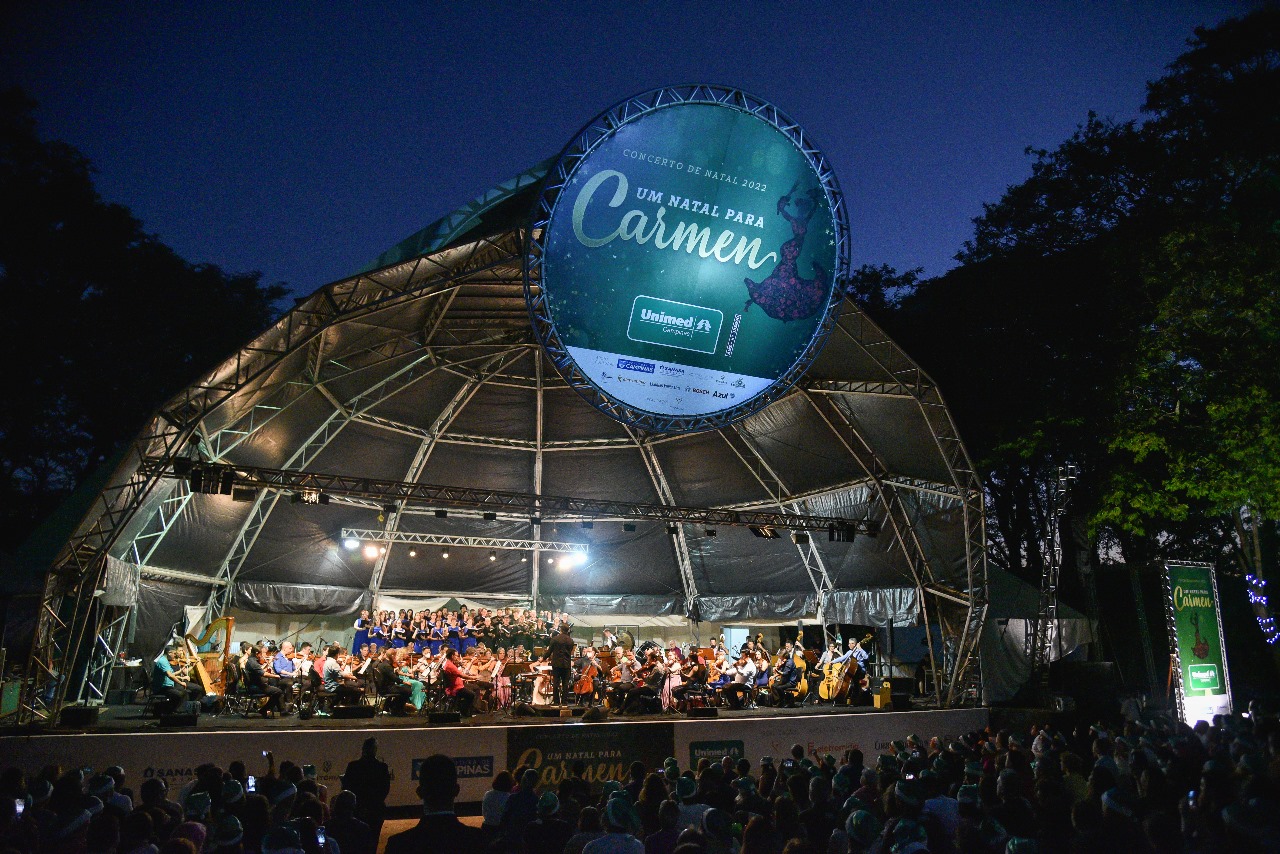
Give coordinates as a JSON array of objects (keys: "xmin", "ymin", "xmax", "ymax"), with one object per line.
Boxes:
[
  {"xmin": 827, "ymin": 524, "xmax": 856, "ymax": 543},
  {"xmin": 441, "ymin": 548, "xmax": 449, "ymax": 559},
  {"xmin": 172, "ymin": 457, "xmax": 194, "ymax": 478},
  {"xmin": 749, "ymin": 525, "xmax": 779, "ymax": 539},
  {"xmin": 489, "ymin": 550, "xmax": 497, "ymax": 561},
  {"xmin": 667, "ymin": 524, "xmax": 678, "ymax": 535},
  {"xmin": 377, "ymin": 511, "xmax": 384, "ymax": 523},
  {"xmin": 581, "ymin": 521, "xmax": 593, "ymax": 529},
  {"xmin": 435, "ymin": 509, "xmax": 448, "ymax": 518},
  {"xmin": 362, "ymin": 544, "xmax": 379, "ymax": 560},
  {"xmin": 408, "ymin": 549, "xmax": 417, "ymax": 558},
  {"xmin": 343, "ymin": 538, "xmax": 359, "ymax": 551},
  {"xmin": 623, "ymin": 523, "xmax": 637, "ymax": 532},
  {"xmin": 792, "ymin": 532, "xmax": 810, "ymax": 545},
  {"xmin": 483, "ymin": 512, "xmax": 497, "ymax": 521},
  {"xmin": 379, "ymin": 546, "xmax": 386, "ymax": 554},
  {"xmin": 705, "ymin": 529, "xmax": 717, "ymax": 537},
  {"xmin": 530, "ymin": 516, "xmax": 541, "ymax": 525},
  {"xmin": 521, "ymin": 554, "xmax": 528, "ymax": 562}
]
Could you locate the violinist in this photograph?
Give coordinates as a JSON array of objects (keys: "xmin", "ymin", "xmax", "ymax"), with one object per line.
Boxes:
[
  {"xmin": 606, "ymin": 647, "xmax": 638, "ymax": 709},
  {"xmin": 672, "ymin": 652, "xmax": 707, "ymax": 709},
  {"xmin": 722, "ymin": 651, "xmax": 756, "ymax": 710}
]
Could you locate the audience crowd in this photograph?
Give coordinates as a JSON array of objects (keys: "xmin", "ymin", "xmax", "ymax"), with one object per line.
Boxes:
[{"xmin": 2, "ymin": 705, "xmax": 1277, "ymax": 853}]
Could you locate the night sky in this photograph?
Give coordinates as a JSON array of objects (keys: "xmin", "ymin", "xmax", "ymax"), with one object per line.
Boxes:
[{"xmin": 0, "ymin": 2, "xmax": 1256, "ymax": 299}]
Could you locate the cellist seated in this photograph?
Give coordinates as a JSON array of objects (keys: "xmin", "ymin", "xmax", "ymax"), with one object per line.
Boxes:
[{"xmin": 769, "ymin": 643, "xmax": 802, "ymax": 707}]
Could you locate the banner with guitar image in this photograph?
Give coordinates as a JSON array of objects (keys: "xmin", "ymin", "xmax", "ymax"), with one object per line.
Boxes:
[{"xmin": 1164, "ymin": 562, "xmax": 1232, "ymax": 725}]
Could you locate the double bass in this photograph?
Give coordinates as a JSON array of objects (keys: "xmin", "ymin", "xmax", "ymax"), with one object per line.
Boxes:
[{"xmin": 793, "ymin": 628, "xmax": 809, "ymax": 697}]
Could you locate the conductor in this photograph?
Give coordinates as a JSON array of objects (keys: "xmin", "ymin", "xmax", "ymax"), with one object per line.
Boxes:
[{"xmin": 548, "ymin": 621, "xmax": 575, "ymax": 705}]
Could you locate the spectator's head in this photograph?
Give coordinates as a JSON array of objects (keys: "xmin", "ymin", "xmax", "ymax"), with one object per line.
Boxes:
[
  {"xmin": 211, "ymin": 814, "xmax": 244, "ymax": 851},
  {"xmin": 491, "ymin": 770, "xmax": 514, "ymax": 792},
  {"xmin": 139, "ymin": 777, "xmax": 167, "ymax": 805},
  {"xmin": 520, "ymin": 768, "xmax": 539, "ymax": 792},
  {"xmin": 659, "ymin": 798, "xmax": 680, "ymax": 831},
  {"xmin": 536, "ymin": 791, "xmax": 559, "ymax": 818},
  {"xmin": 332, "ymin": 789, "xmax": 357, "ymax": 818},
  {"xmin": 86, "ymin": 811, "xmax": 120, "ymax": 854},
  {"xmin": 415, "ymin": 754, "xmax": 459, "ymax": 811},
  {"xmin": 578, "ymin": 805, "xmax": 601, "ymax": 832},
  {"xmin": 845, "ymin": 809, "xmax": 881, "ymax": 850},
  {"xmin": 791, "ymin": 744, "xmax": 805, "ymax": 761},
  {"xmin": 362, "ymin": 736, "xmax": 378, "ymax": 759},
  {"xmin": 259, "ymin": 825, "xmax": 302, "ymax": 854},
  {"xmin": 604, "ymin": 797, "xmax": 640, "ymax": 835},
  {"xmin": 629, "ymin": 760, "xmax": 646, "ymax": 782}
]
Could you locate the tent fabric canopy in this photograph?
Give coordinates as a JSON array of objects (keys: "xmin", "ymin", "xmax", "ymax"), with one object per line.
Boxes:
[{"xmin": 80, "ymin": 166, "xmax": 985, "ymax": 673}]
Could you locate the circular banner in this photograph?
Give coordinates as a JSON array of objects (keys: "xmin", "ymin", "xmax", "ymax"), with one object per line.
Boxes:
[{"xmin": 527, "ymin": 86, "xmax": 848, "ymax": 432}]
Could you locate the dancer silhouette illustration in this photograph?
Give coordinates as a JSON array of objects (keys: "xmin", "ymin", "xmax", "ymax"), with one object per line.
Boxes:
[{"xmin": 743, "ymin": 184, "xmax": 827, "ymax": 321}]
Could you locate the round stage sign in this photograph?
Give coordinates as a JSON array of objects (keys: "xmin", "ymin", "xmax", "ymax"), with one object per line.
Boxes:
[{"xmin": 526, "ymin": 86, "xmax": 849, "ymax": 432}]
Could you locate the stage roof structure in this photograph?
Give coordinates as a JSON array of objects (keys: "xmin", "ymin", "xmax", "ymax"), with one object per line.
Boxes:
[{"xmin": 20, "ymin": 163, "xmax": 988, "ymax": 722}]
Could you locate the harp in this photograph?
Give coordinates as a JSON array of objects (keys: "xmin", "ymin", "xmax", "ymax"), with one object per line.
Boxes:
[{"xmin": 182, "ymin": 616, "xmax": 235, "ymax": 697}]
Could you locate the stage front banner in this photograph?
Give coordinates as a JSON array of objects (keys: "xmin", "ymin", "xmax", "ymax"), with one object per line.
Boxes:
[{"xmin": 0, "ymin": 707, "xmax": 988, "ymax": 808}]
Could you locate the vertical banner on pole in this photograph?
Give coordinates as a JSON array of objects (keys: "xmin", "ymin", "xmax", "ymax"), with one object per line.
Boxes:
[{"xmin": 1163, "ymin": 562, "xmax": 1232, "ymax": 725}]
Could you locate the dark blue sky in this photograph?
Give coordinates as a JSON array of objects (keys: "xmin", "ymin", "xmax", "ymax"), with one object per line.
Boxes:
[{"xmin": 1, "ymin": 2, "xmax": 1254, "ymax": 297}]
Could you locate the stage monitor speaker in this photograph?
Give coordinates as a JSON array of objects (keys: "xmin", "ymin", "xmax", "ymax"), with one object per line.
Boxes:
[
  {"xmin": 687, "ymin": 706, "xmax": 718, "ymax": 718},
  {"xmin": 332, "ymin": 705, "xmax": 376, "ymax": 719},
  {"xmin": 105, "ymin": 689, "xmax": 134, "ymax": 706},
  {"xmin": 429, "ymin": 712, "xmax": 462, "ymax": 724},
  {"xmin": 581, "ymin": 706, "xmax": 609, "ymax": 723},
  {"xmin": 888, "ymin": 677, "xmax": 916, "ymax": 694},
  {"xmin": 159, "ymin": 712, "xmax": 199, "ymax": 727},
  {"xmin": 59, "ymin": 706, "xmax": 100, "ymax": 727},
  {"xmin": 891, "ymin": 692, "xmax": 914, "ymax": 711}
]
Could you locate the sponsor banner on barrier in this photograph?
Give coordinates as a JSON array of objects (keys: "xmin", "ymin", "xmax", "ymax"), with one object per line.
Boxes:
[
  {"xmin": 508, "ymin": 721, "xmax": 675, "ymax": 789},
  {"xmin": 674, "ymin": 708, "xmax": 990, "ymax": 769}
]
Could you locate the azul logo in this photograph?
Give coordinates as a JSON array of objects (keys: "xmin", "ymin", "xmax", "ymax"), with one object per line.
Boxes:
[
  {"xmin": 627, "ymin": 295, "xmax": 723, "ymax": 355},
  {"xmin": 617, "ymin": 358, "xmax": 655, "ymax": 374}
]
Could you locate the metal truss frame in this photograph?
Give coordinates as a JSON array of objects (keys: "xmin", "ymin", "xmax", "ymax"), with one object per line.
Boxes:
[
  {"xmin": 525, "ymin": 84, "xmax": 852, "ymax": 435},
  {"xmin": 22, "ymin": 211, "xmax": 987, "ymax": 723},
  {"xmin": 341, "ymin": 529, "xmax": 589, "ymax": 555},
  {"xmin": 138, "ymin": 458, "xmax": 878, "ymax": 533},
  {"xmin": 15, "ymin": 230, "xmax": 524, "ymax": 726}
]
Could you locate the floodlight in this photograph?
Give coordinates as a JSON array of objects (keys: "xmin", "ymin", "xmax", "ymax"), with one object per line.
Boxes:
[
  {"xmin": 489, "ymin": 550, "xmax": 497, "ymax": 561},
  {"xmin": 343, "ymin": 538, "xmax": 359, "ymax": 551},
  {"xmin": 362, "ymin": 544, "xmax": 379, "ymax": 560},
  {"xmin": 441, "ymin": 548, "xmax": 449, "ymax": 559},
  {"xmin": 483, "ymin": 512, "xmax": 497, "ymax": 521},
  {"xmin": 408, "ymin": 549, "xmax": 417, "ymax": 558}
]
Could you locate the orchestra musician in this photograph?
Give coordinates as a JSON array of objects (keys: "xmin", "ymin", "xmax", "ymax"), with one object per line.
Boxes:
[
  {"xmin": 151, "ymin": 647, "xmax": 203, "ymax": 714},
  {"xmin": 606, "ymin": 647, "xmax": 638, "ymax": 709},
  {"xmin": 769, "ymin": 641, "xmax": 801, "ymax": 707},
  {"xmin": 440, "ymin": 647, "xmax": 478, "ymax": 717},
  {"xmin": 574, "ymin": 645, "xmax": 603, "ymax": 705},
  {"xmin": 672, "ymin": 652, "xmax": 707, "ymax": 709},
  {"xmin": 600, "ymin": 628, "xmax": 619, "ymax": 651},
  {"xmin": 323, "ymin": 644, "xmax": 363, "ymax": 707},
  {"xmin": 245, "ymin": 645, "xmax": 285, "ymax": 717},
  {"xmin": 722, "ymin": 651, "xmax": 757, "ymax": 710}
]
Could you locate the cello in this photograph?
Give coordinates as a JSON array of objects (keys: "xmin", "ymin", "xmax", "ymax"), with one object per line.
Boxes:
[{"xmin": 574, "ymin": 658, "xmax": 599, "ymax": 701}]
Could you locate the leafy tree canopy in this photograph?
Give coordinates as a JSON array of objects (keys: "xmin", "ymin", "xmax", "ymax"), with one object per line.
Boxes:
[{"xmin": 0, "ymin": 88, "xmax": 286, "ymax": 543}]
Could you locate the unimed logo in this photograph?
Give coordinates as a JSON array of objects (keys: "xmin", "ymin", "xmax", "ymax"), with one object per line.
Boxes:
[{"xmin": 627, "ymin": 295, "xmax": 723, "ymax": 355}]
